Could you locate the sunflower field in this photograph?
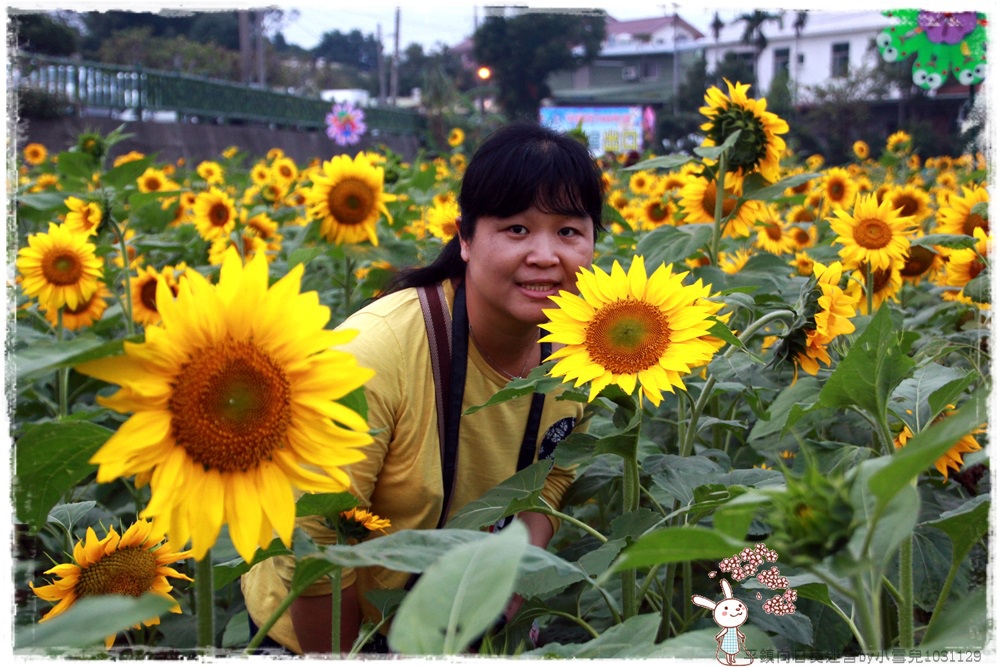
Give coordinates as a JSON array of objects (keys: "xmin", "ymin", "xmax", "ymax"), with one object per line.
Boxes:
[{"xmin": 9, "ymin": 80, "xmax": 992, "ymax": 660}]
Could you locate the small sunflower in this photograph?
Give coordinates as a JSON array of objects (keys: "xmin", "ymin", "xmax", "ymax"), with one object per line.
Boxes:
[
  {"xmin": 112, "ymin": 151, "xmax": 146, "ymax": 167},
  {"xmin": 699, "ymin": 79, "xmax": 789, "ymax": 183},
  {"xmin": 852, "ymin": 141, "xmax": 870, "ymax": 160},
  {"xmin": 886, "ymin": 130, "xmax": 912, "ymax": 155},
  {"xmin": 541, "ymin": 256, "xmax": 726, "ymax": 406},
  {"xmin": 305, "ymin": 153, "xmax": 397, "ymax": 246},
  {"xmin": 63, "ymin": 196, "xmax": 104, "ymax": 236},
  {"xmin": 935, "ymin": 185, "xmax": 989, "ymax": 237},
  {"xmin": 29, "ymin": 518, "xmax": 192, "ymax": 649},
  {"xmin": 271, "ymin": 156, "xmax": 299, "ymax": 184},
  {"xmin": 24, "ymin": 142, "xmax": 48, "ymax": 166},
  {"xmin": 76, "ymin": 249, "xmax": 375, "ymax": 562},
  {"xmin": 447, "ymin": 127, "xmax": 465, "ymax": 148},
  {"xmin": 754, "ymin": 205, "xmax": 796, "ymax": 255},
  {"xmin": 895, "ymin": 406, "xmax": 985, "ymax": 480},
  {"xmin": 250, "ymin": 161, "xmax": 272, "ymax": 186},
  {"xmin": 628, "ymin": 170, "xmax": 656, "ymax": 196},
  {"xmin": 196, "ymin": 160, "xmax": 225, "ymax": 186},
  {"xmin": 137, "ymin": 167, "xmax": 177, "ymax": 194},
  {"xmin": 943, "ymin": 227, "xmax": 989, "ymax": 288},
  {"xmin": 846, "ymin": 264, "xmax": 903, "ymax": 315},
  {"xmin": 425, "ymin": 193, "xmax": 460, "ymax": 242},
  {"xmin": 192, "ymin": 187, "xmax": 238, "ymax": 241},
  {"xmin": 42, "ymin": 281, "xmax": 113, "ymax": 331},
  {"xmin": 16, "ymin": 223, "xmax": 104, "ymax": 312},
  {"xmin": 678, "ymin": 171, "xmax": 762, "ymax": 238},
  {"xmin": 884, "ymin": 183, "xmax": 932, "ymax": 225},
  {"xmin": 819, "ymin": 167, "xmax": 858, "ymax": 211},
  {"xmin": 790, "ymin": 251, "xmax": 815, "ymax": 277},
  {"xmin": 829, "ymin": 193, "xmax": 917, "ymax": 272},
  {"xmin": 634, "ymin": 197, "xmax": 675, "ymax": 230},
  {"xmin": 130, "ymin": 264, "xmax": 185, "ymax": 327},
  {"xmin": 899, "ymin": 242, "xmax": 942, "ymax": 284},
  {"xmin": 720, "ymin": 248, "xmax": 754, "ymax": 274}
]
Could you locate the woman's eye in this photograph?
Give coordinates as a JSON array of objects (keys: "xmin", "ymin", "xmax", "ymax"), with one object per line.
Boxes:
[
  {"xmin": 508, "ymin": 225, "xmax": 528, "ymax": 235},
  {"xmin": 559, "ymin": 227, "xmax": 580, "ymax": 237}
]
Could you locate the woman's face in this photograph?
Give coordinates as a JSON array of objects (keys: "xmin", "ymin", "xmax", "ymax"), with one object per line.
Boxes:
[{"xmin": 460, "ymin": 205, "xmax": 595, "ymax": 332}]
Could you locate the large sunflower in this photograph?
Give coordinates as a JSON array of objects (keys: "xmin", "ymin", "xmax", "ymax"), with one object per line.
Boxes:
[
  {"xmin": 829, "ymin": 193, "xmax": 916, "ymax": 272},
  {"xmin": 935, "ymin": 185, "xmax": 989, "ymax": 237},
  {"xmin": 540, "ymin": 256, "xmax": 726, "ymax": 407},
  {"xmin": 76, "ymin": 249, "xmax": 375, "ymax": 562},
  {"xmin": 29, "ymin": 519, "xmax": 192, "ymax": 649},
  {"xmin": 16, "ymin": 223, "xmax": 104, "ymax": 312},
  {"xmin": 699, "ymin": 79, "xmax": 789, "ymax": 183},
  {"xmin": 192, "ymin": 187, "xmax": 238, "ymax": 241},
  {"xmin": 304, "ymin": 153, "xmax": 396, "ymax": 246}
]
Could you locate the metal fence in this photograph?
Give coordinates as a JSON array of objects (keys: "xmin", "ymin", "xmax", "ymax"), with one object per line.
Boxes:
[{"xmin": 14, "ymin": 52, "xmax": 426, "ymax": 136}]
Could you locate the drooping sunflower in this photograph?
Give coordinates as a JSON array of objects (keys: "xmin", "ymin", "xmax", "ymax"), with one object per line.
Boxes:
[
  {"xmin": 541, "ymin": 256, "xmax": 726, "ymax": 406},
  {"xmin": 42, "ymin": 281, "xmax": 113, "ymax": 331},
  {"xmin": 719, "ymin": 247, "xmax": 754, "ymax": 274},
  {"xmin": 895, "ymin": 406, "xmax": 985, "ymax": 480},
  {"xmin": 819, "ymin": 167, "xmax": 858, "ymax": 211},
  {"xmin": 23, "ymin": 142, "xmax": 48, "ymax": 166},
  {"xmin": 16, "ymin": 223, "xmax": 104, "ymax": 312},
  {"xmin": 447, "ymin": 127, "xmax": 465, "ymax": 148},
  {"xmin": 699, "ymin": 79, "xmax": 789, "ymax": 183},
  {"xmin": 341, "ymin": 507, "xmax": 392, "ymax": 536},
  {"xmin": 29, "ymin": 519, "xmax": 192, "ymax": 649},
  {"xmin": 899, "ymin": 241, "xmax": 943, "ymax": 285},
  {"xmin": 934, "ymin": 185, "xmax": 989, "ymax": 237},
  {"xmin": 75, "ymin": 249, "xmax": 375, "ymax": 562},
  {"xmin": 63, "ymin": 196, "xmax": 104, "ymax": 236},
  {"xmin": 305, "ymin": 153, "xmax": 397, "ymax": 246},
  {"xmin": 192, "ymin": 187, "xmax": 238, "ymax": 241},
  {"xmin": 828, "ymin": 193, "xmax": 917, "ymax": 272}
]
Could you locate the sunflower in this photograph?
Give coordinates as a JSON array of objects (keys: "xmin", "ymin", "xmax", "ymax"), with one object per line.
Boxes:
[
  {"xmin": 130, "ymin": 264, "xmax": 185, "ymax": 327},
  {"xmin": 754, "ymin": 205, "xmax": 796, "ymax": 255},
  {"xmin": 113, "ymin": 151, "xmax": 146, "ymax": 167},
  {"xmin": 699, "ymin": 79, "xmax": 788, "ymax": 183},
  {"xmin": 884, "ymin": 183, "xmax": 932, "ymax": 226},
  {"xmin": 208, "ymin": 234, "xmax": 269, "ymax": 266},
  {"xmin": 447, "ymin": 127, "xmax": 465, "ymax": 148},
  {"xmin": 829, "ymin": 193, "xmax": 917, "ymax": 272},
  {"xmin": 271, "ymin": 156, "xmax": 299, "ymax": 184},
  {"xmin": 250, "ymin": 161, "xmax": 272, "ymax": 186},
  {"xmin": 720, "ymin": 247, "xmax": 753, "ymax": 274},
  {"xmin": 943, "ymin": 227, "xmax": 989, "ymax": 288},
  {"xmin": 16, "ymin": 223, "xmax": 104, "ymax": 312},
  {"xmin": 852, "ymin": 141, "xmax": 870, "ymax": 160},
  {"xmin": 628, "ymin": 170, "xmax": 656, "ymax": 196},
  {"xmin": 63, "ymin": 196, "xmax": 104, "ymax": 236},
  {"xmin": 895, "ymin": 406, "xmax": 985, "ymax": 480},
  {"xmin": 192, "ymin": 187, "xmax": 238, "ymax": 241},
  {"xmin": 24, "ymin": 142, "xmax": 48, "ymax": 166},
  {"xmin": 819, "ymin": 167, "xmax": 858, "ymax": 211},
  {"xmin": 29, "ymin": 519, "xmax": 192, "ymax": 649},
  {"xmin": 935, "ymin": 185, "xmax": 989, "ymax": 237},
  {"xmin": 425, "ymin": 193, "xmax": 460, "ymax": 241},
  {"xmin": 635, "ymin": 197, "xmax": 675, "ymax": 230},
  {"xmin": 29, "ymin": 173, "xmax": 61, "ymax": 193},
  {"xmin": 196, "ymin": 160, "xmax": 225, "ymax": 185},
  {"xmin": 845, "ymin": 264, "xmax": 903, "ymax": 315},
  {"xmin": 678, "ymin": 171, "xmax": 762, "ymax": 238},
  {"xmin": 305, "ymin": 153, "xmax": 396, "ymax": 246},
  {"xmin": 76, "ymin": 249, "xmax": 375, "ymax": 562},
  {"xmin": 899, "ymin": 242, "xmax": 942, "ymax": 284},
  {"xmin": 340, "ymin": 507, "xmax": 392, "ymax": 536},
  {"xmin": 42, "ymin": 281, "xmax": 113, "ymax": 331},
  {"xmin": 790, "ymin": 251, "xmax": 815, "ymax": 277},
  {"xmin": 886, "ymin": 130, "xmax": 912, "ymax": 154},
  {"xmin": 137, "ymin": 167, "xmax": 177, "ymax": 194},
  {"xmin": 540, "ymin": 256, "xmax": 726, "ymax": 406}
]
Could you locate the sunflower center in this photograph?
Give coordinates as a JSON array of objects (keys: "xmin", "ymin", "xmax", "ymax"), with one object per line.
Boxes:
[
  {"xmin": 701, "ymin": 182, "xmax": 737, "ymax": 218},
  {"xmin": 647, "ymin": 202, "xmax": 670, "ymax": 222},
  {"xmin": 585, "ymin": 300, "xmax": 671, "ymax": 374},
  {"xmin": 42, "ymin": 252, "xmax": 83, "ymax": 286},
  {"xmin": 893, "ymin": 195, "xmax": 920, "ymax": 217},
  {"xmin": 901, "ymin": 246, "xmax": 935, "ymax": 277},
  {"xmin": 765, "ymin": 222, "xmax": 783, "ymax": 241},
  {"xmin": 828, "ymin": 181, "xmax": 845, "ymax": 200},
  {"xmin": 329, "ymin": 178, "xmax": 375, "ymax": 225},
  {"xmin": 144, "ymin": 177, "xmax": 162, "ymax": 192},
  {"xmin": 209, "ymin": 203, "xmax": 231, "ymax": 227},
  {"xmin": 170, "ymin": 338, "xmax": 292, "ymax": 472},
  {"xmin": 853, "ymin": 218, "xmax": 892, "ymax": 249},
  {"xmin": 964, "ymin": 213, "xmax": 988, "ymax": 236},
  {"xmin": 792, "ymin": 228, "xmax": 811, "ymax": 246},
  {"xmin": 140, "ymin": 279, "xmax": 160, "ymax": 313},
  {"xmin": 75, "ymin": 548, "xmax": 157, "ymax": 599},
  {"xmin": 707, "ymin": 105, "xmax": 768, "ymax": 175}
]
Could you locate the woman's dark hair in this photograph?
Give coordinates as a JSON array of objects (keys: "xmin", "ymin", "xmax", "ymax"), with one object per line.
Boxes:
[{"xmin": 384, "ymin": 120, "xmax": 605, "ymax": 294}]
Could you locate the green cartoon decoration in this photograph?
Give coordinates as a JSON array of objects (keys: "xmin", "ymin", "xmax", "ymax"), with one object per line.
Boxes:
[{"xmin": 877, "ymin": 10, "xmax": 987, "ymax": 90}]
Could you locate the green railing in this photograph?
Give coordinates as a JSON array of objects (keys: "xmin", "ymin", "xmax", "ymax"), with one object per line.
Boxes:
[{"xmin": 14, "ymin": 52, "xmax": 426, "ymax": 136}]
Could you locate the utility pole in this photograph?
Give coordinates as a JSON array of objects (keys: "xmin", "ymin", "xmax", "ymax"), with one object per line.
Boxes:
[
  {"xmin": 671, "ymin": 4, "xmax": 679, "ymax": 115},
  {"xmin": 254, "ymin": 10, "xmax": 266, "ymax": 87},
  {"xmin": 389, "ymin": 7, "xmax": 400, "ymax": 106},
  {"xmin": 377, "ymin": 23, "xmax": 387, "ymax": 106},
  {"xmin": 238, "ymin": 10, "xmax": 253, "ymax": 84}
]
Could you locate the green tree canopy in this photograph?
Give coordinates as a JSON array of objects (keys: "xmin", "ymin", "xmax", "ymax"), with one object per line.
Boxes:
[
  {"xmin": 473, "ymin": 9, "xmax": 606, "ymax": 119},
  {"xmin": 312, "ymin": 29, "xmax": 380, "ymax": 72}
]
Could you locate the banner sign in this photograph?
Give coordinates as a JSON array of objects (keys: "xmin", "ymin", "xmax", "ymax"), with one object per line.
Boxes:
[{"xmin": 540, "ymin": 106, "xmax": 645, "ymax": 154}]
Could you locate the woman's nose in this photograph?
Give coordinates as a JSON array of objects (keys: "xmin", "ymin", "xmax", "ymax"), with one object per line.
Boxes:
[{"xmin": 526, "ymin": 233, "xmax": 559, "ymax": 265}]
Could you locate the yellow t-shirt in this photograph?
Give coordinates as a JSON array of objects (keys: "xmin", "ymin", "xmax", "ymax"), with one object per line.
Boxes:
[{"xmin": 241, "ymin": 281, "xmax": 583, "ymax": 653}]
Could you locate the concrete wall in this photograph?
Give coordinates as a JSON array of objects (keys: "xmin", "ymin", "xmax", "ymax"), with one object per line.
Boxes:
[{"xmin": 14, "ymin": 116, "xmax": 424, "ymax": 166}]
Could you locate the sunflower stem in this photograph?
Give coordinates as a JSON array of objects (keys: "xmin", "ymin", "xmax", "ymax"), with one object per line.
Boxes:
[
  {"xmin": 865, "ymin": 260, "xmax": 875, "ymax": 316},
  {"xmin": 710, "ymin": 150, "xmax": 729, "ymax": 267},
  {"xmin": 898, "ymin": 515, "xmax": 914, "ymax": 648},
  {"xmin": 620, "ymin": 417, "xmax": 642, "ymax": 620},
  {"xmin": 343, "ymin": 255, "xmax": 356, "ymax": 319},
  {"xmin": 195, "ymin": 551, "xmax": 215, "ymax": 651},
  {"xmin": 56, "ymin": 309, "xmax": 68, "ymax": 418},
  {"xmin": 107, "ymin": 215, "xmax": 135, "ymax": 337},
  {"xmin": 330, "ymin": 530, "xmax": 343, "ymax": 655}
]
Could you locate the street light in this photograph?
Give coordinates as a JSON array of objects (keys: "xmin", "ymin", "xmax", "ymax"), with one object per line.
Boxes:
[{"xmin": 476, "ymin": 66, "xmax": 491, "ymax": 117}]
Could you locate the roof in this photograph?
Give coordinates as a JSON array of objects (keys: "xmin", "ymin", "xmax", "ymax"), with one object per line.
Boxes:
[{"xmin": 605, "ymin": 14, "xmax": 705, "ymax": 41}]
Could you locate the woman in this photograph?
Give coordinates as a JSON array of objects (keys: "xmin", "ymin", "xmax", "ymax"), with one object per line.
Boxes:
[{"xmin": 241, "ymin": 120, "xmax": 605, "ymax": 654}]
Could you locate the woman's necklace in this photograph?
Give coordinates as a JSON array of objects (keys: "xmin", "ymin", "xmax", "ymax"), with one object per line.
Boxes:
[{"xmin": 468, "ymin": 324, "xmax": 535, "ymax": 380}]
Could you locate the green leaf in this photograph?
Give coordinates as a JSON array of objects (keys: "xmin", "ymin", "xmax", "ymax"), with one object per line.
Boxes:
[
  {"xmin": 14, "ymin": 421, "xmax": 111, "ymax": 532},
  {"xmin": 102, "ymin": 157, "xmax": 152, "ymax": 189},
  {"xmin": 926, "ymin": 495, "xmax": 990, "ymax": 565},
  {"xmin": 748, "ymin": 376, "xmax": 821, "ymax": 443},
  {"xmin": 289, "ymin": 556, "xmax": 341, "ymax": 595},
  {"xmin": 890, "ymin": 364, "xmax": 974, "ymax": 427},
  {"xmin": 389, "ymin": 521, "xmax": 529, "ymax": 655},
  {"xmin": 15, "ymin": 593, "xmax": 174, "ymax": 650},
  {"xmin": 694, "ymin": 129, "xmax": 743, "ymax": 160},
  {"xmin": 286, "ymin": 246, "xmax": 325, "ymax": 270},
  {"xmin": 818, "ymin": 305, "xmax": 914, "ymax": 419},
  {"xmin": 624, "ymin": 154, "xmax": 694, "ymax": 172},
  {"xmin": 742, "ymin": 172, "xmax": 821, "ymax": 203},
  {"xmin": 14, "ymin": 334, "xmax": 140, "ymax": 382},
  {"xmin": 911, "ymin": 234, "xmax": 978, "ymax": 251},
  {"xmin": 962, "ymin": 268, "xmax": 990, "ymax": 304},
  {"xmin": 919, "ymin": 587, "xmax": 989, "ymax": 650},
  {"xmin": 464, "ymin": 367, "xmax": 565, "ymax": 414},
  {"xmin": 55, "ymin": 151, "xmax": 98, "ymax": 179},
  {"xmin": 295, "ymin": 491, "xmax": 359, "ymax": 519},
  {"xmin": 311, "ymin": 528, "xmax": 488, "ymax": 571},
  {"xmin": 610, "ymin": 526, "xmax": 748, "ymax": 573},
  {"xmin": 647, "ymin": 454, "xmax": 726, "ymax": 505},
  {"xmin": 213, "ymin": 537, "xmax": 293, "ymax": 589},
  {"xmin": 16, "ymin": 191, "xmax": 72, "ymax": 211},
  {"xmin": 444, "ymin": 461, "xmax": 550, "ymax": 530},
  {"xmin": 635, "ymin": 224, "xmax": 714, "ymax": 267},
  {"xmin": 46, "ymin": 501, "xmax": 98, "ymax": 532},
  {"xmin": 514, "ymin": 543, "xmax": 589, "ymax": 598},
  {"xmin": 867, "ymin": 388, "xmax": 988, "ymax": 507}
]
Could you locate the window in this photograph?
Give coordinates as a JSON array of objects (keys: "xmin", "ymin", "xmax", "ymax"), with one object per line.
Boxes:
[
  {"xmin": 774, "ymin": 47, "xmax": 790, "ymax": 76},
  {"xmin": 831, "ymin": 42, "xmax": 850, "ymax": 78},
  {"xmin": 640, "ymin": 61, "xmax": 658, "ymax": 79}
]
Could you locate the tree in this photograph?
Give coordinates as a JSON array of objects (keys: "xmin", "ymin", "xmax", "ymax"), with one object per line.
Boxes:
[
  {"xmin": 473, "ymin": 9, "xmax": 606, "ymax": 119},
  {"xmin": 733, "ymin": 10, "xmax": 784, "ymax": 85},
  {"xmin": 312, "ymin": 29, "xmax": 379, "ymax": 72},
  {"xmin": 711, "ymin": 51, "xmax": 756, "ymax": 90},
  {"xmin": 10, "ymin": 11, "xmax": 81, "ymax": 56}
]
